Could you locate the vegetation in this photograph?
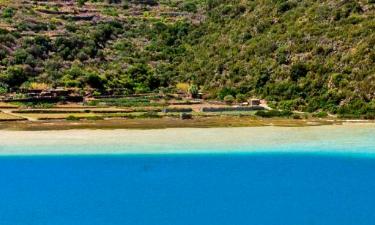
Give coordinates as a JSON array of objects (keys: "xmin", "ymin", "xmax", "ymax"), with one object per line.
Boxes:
[
  {"xmin": 255, "ymin": 110, "xmax": 293, "ymax": 118},
  {"xmin": 0, "ymin": 0, "xmax": 374, "ymax": 118},
  {"xmin": 66, "ymin": 115, "xmax": 81, "ymax": 121},
  {"xmin": 86, "ymin": 97, "xmax": 165, "ymax": 107},
  {"xmin": 178, "ymin": 0, "xmax": 375, "ymax": 117},
  {"xmin": 0, "ymin": 0, "xmax": 193, "ymax": 95},
  {"xmin": 223, "ymin": 95, "xmax": 235, "ymax": 104},
  {"xmin": 313, "ymin": 111, "xmax": 329, "ymax": 118}
]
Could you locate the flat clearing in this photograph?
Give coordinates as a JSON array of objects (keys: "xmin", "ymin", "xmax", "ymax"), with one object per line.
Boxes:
[
  {"xmin": 0, "ymin": 102, "xmax": 18, "ymax": 109},
  {"xmin": 0, "ymin": 112, "xmax": 25, "ymax": 121},
  {"xmin": 0, "ymin": 116, "xmax": 348, "ymax": 131}
]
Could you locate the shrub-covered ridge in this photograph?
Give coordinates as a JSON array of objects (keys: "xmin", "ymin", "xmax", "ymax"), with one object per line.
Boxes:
[
  {"xmin": 177, "ymin": 0, "xmax": 374, "ymax": 116},
  {"xmin": 0, "ymin": 0, "xmax": 374, "ymax": 117}
]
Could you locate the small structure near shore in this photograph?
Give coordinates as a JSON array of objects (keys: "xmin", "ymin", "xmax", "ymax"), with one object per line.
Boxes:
[
  {"xmin": 22, "ymin": 88, "xmax": 74, "ymax": 98},
  {"xmin": 3, "ymin": 87, "xmax": 83, "ymax": 103},
  {"xmin": 249, "ymin": 99, "xmax": 261, "ymax": 106}
]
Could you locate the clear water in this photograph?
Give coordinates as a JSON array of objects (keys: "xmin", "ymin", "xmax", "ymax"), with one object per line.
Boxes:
[{"xmin": 0, "ymin": 125, "xmax": 375, "ymax": 225}]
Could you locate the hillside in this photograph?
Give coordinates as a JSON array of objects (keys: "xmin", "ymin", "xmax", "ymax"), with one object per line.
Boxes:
[
  {"xmin": 0, "ymin": 0, "xmax": 374, "ymax": 116},
  {"xmin": 177, "ymin": 0, "xmax": 375, "ymax": 116},
  {"xmin": 0, "ymin": 0, "xmax": 201, "ymax": 93}
]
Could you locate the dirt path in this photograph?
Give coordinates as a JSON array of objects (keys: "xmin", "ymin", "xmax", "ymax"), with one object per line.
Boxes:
[{"xmin": 1, "ymin": 110, "xmax": 38, "ymax": 122}]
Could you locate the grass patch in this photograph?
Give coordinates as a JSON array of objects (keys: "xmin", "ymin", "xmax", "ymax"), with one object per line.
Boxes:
[
  {"xmin": 312, "ymin": 112, "xmax": 329, "ymax": 118},
  {"xmin": 66, "ymin": 115, "xmax": 81, "ymax": 121},
  {"xmin": 11, "ymin": 102, "xmax": 55, "ymax": 109},
  {"xmin": 87, "ymin": 98, "xmax": 165, "ymax": 107},
  {"xmin": 137, "ymin": 111, "xmax": 161, "ymax": 118}
]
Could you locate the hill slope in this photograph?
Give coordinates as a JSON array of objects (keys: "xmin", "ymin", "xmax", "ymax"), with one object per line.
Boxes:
[
  {"xmin": 0, "ymin": 0, "xmax": 374, "ymax": 116},
  {"xmin": 0, "ymin": 0, "xmax": 199, "ymax": 93},
  {"xmin": 177, "ymin": 0, "xmax": 374, "ymax": 115}
]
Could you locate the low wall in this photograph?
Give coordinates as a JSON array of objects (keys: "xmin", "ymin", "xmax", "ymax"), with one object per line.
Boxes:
[
  {"xmin": 162, "ymin": 108, "xmax": 193, "ymax": 113},
  {"xmin": 2, "ymin": 96, "xmax": 84, "ymax": 103}
]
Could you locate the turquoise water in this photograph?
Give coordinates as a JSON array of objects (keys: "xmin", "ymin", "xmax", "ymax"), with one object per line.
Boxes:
[
  {"xmin": 1, "ymin": 154, "xmax": 375, "ymax": 225},
  {"xmin": 0, "ymin": 125, "xmax": 375, "ymax": 225}
]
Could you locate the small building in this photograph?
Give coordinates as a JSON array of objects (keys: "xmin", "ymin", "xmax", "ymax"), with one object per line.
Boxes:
[
  {"xmin": 22, "ymin": 88, "xmax": 74, "ymax": 98},
  {"xmin": 249, "ymin": 99, "xmax": 261, "ymax": 106},
  {"xmin": 13, "ymin": 87, "xmax": 83, "ymax": 103}
]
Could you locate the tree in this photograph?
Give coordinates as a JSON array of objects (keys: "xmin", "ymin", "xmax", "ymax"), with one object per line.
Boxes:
[
  {"xmin": 86, "ymin": 72, "xmax": 106, "ymax": 90},
  {"xmin": 0, "ymin": 65, "xmax": 30, "ymax": 88}
]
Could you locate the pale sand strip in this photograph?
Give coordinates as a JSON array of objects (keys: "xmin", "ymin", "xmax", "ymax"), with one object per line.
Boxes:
[{"xmin": 0, "ymin": 123, "xmax": 374, "ymax": 155}]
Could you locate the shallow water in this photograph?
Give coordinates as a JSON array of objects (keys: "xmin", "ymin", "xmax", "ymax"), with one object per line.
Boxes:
[
  {"xmin": 0, "ymin": 125, "xmax": 374, "ymax": 225},
  {"xmin": 0, "ymin": 124, "xmax": 374, "ymax": 155}
]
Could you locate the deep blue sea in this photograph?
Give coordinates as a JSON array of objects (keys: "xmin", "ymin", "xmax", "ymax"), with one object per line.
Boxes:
[{"xmin": 1, "ymin": 154, "xmax": 375, "ymax": 225}]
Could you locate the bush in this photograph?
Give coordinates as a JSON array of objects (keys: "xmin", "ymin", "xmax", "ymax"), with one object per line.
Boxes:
[
  {"xmin": 236, "ymin": 93, "xmax": 247, "ymax": 103},
  {"xmin": 180, "ymin": 2, "xmax": 198, "ymax": 13},
  {"xmin": 218, "ymin": 88, "xmax": 237, "ymax": 100},
  {"xmin": 2, "ymin": 8, "xmax": 15, "ymax": 18},
  {"xmin": 277, "ymin": 1, "xmax": 297, "ymax": 13},
  {"xmin": 290, "ymin": 63, "xmax": 308, "ymax": 81},
  {"xmin": 224, "ymin": 95, "xmax": 235, "ymax": 104}
]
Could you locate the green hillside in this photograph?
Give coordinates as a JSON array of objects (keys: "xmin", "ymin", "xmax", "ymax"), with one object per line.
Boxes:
[
  {"xmin": 177, "ymin": 0, "xmax": 374, "ymax": 116},
  {"xmin": 0, "ymin": 0, "xmax": 374, "ymax": 117},
  {"xmin": 0, "ymin": 0, "xmax": 198, "ymax": 94}
]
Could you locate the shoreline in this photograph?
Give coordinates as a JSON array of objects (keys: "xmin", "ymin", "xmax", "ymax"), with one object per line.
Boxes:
[
  {"xmin": 0, "ymin": 116, "xmax": 373, "ymax": 131},
  {"xmin": 0, "ymin": 123, "xmax": 374, "ymax": 156}
]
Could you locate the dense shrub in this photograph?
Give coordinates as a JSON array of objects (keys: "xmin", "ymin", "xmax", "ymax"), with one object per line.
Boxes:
[
  {"xmin": 2, "ymin": 7, "xmax": 15, "ymax": 18},
  {"xmin": 224, "ymin": 95, "xmax": 235, "ymax": 104}
]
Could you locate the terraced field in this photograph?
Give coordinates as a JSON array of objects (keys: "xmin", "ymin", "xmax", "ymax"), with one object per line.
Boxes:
[{"xmin": 0, "ymin": 0, "xmax": 202, "ymax": 94}]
